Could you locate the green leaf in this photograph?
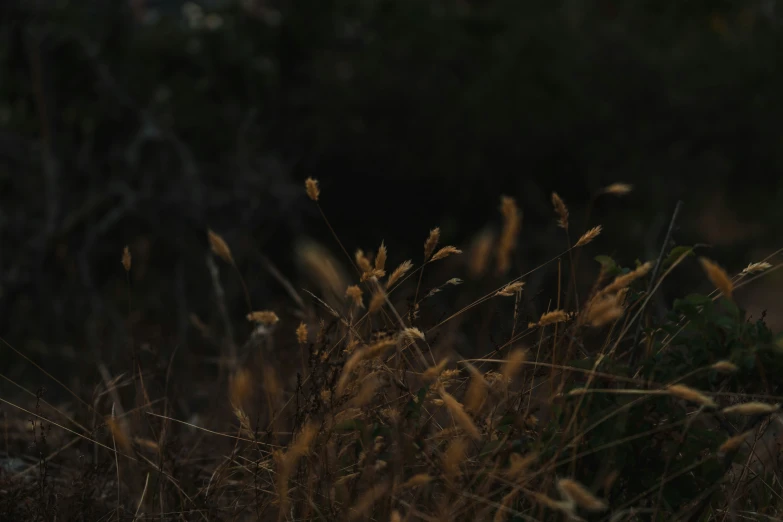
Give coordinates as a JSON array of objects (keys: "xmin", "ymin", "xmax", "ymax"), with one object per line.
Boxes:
[
  {"xmin": 664, "ymin": 246, "xmax": 695, "ymax": 268},
  {"xmin": 679, "ymin": 293, "xmax": 713, "ymax": 307},
  {"xmin": 595, "ymin": 255, "xmax": 618, "ymax": 274}
]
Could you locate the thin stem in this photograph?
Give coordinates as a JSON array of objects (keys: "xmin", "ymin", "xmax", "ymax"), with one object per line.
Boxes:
[{"xmin": 629, "ymin": 200, "xmax": 683, "ymax": 369}]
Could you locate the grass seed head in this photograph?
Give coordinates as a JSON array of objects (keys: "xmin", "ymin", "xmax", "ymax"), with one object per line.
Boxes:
[
  {"xmin": 551, "ymin": 192, "xmax": 569, "ymax": 230},
  {"xmin": 399, "ymin": 474, "xmax": 433, "ymax": 489},
  {"xmin": 296, "ymin": 322, "xmax": 308, "ymax": 344},
  {"xmin": 501, "ymin": 348, "xmax": 527, "ymax": 384},
  {"xmin": 497, "ymin": 196, "xmax": 520, "ymax": 274},
  {"xmin": 337, "ymin": 339, "xmax": 396, "ymax": 395},
  {"xmin": 208, "ymin": 229, "xmax": 233, "ymax": 264},
  {"xmin": 369, "ymin": 291, "xmax": 386, "ymax": 314},
  {"xmin": 431, "ymin": 245, "xmax": 462, "ymax": 261},
  {"xmin": 602, "ymin": 261, "xmax": 653, "ymax": 294},
  {"xmin": 345, "ymin": 285, "xmax": 364, "ymax": 308},
  {"xmin": 582, "ymin": 293, "xmax": 625, "ymax": 327},
  {"xmin": 575, "ymin": 225, "xmax": 602, "ymax": 247},
  {"xmin": 556, "ymin": 478, "xmax": 607, "ymax": 512},
  {"xmin": 350, "ymin": 375, "xmax": 382, "ymax": 407},
  {"xmin": 361, "ymin": 268, "xmax": 386, "ymax": 281},
  {"xmin": 538, "ymin": 309, "xmax": 569, "ymax": 327},
  {"xmin": 711, "ymin": 360, "xmax": 738, "ymax": 373},
  {"xmin": 121, "ymin": 245, "xmax": 132, "ymax": 272},
  {"xmin": 495, "ymin": 490, "xmax": 519, "ymax": 522},
  {"xmin": 305, "ymin": 177, "xmax": 320, "ymax": 201},
  {"xmin": 400, "ymin": 327, "xmax": 425, "ymax": 342},
  {"xmin": 496, "ymin": 281, "xmax": 525, "ymax": 297},
  {"xmin": 375, "ymin": 242, "xmax": 387, "ymax": 271},
  {"xmin": 667, "ymin": 384, "xmax": 717, "ymax": 408},
  {"xmin": 741, "ymin": 261, "xmax": 772, "ymax": 276},
  {"xmin": 718, "ymin": 430, "xmax": 754, "ymax": 454},
  {"xmin": 505, "ymin": 452, "xmax": 538, "ymax": 480},
  {"xmin": 442, "ymin": 437, "xmax": 468, "ymax": 479},
  {"xmin": 424, "ymin": 227, "xmax": 441, "ymax": 261},
  {"xmin": 386, "ymin": 259, "xmax": 413, "ymax": 289},
  {"xmin": 439, "ymin": 389, "xmax": 482, "ymax": 440},
  {"xmin": 722, "ymin": 402, "xmax": 780, "ymax": 416},
  {"xmin": 699, "ymin": 257, "xmax": 733, "ymax": 300},
  {"xmin": 106, "ymin": 416, "xmax": 132, "ymax": 454},
  {"xmin": 530, "ymin": 491, "xmax": 574, "ymax": 515},
  {"xmin": 422, "ymin": 358, "xmax": 450, "ymax": 382},
  {"xmin": 464, "ymin": 369, "xmax": 488, "ymax": 414},
  {"xmin": 297, "ymin": 239, "xmax": 348, "ymax": 303},
  {"xmin": 229, "ymin": 368, "xmax": 253, "ymax": 409},
  {"xmin": 469, "ymin": 228, "xmax": 495, "ymax": 277},
  {"xmin": 233, "ymin": 407, "xmax": 256, "ymax": 441},
  {"xmin": 602, "ymin": 182, "xmax": 633, "ymax": 196},
  {"xmin": 355, "ymin": 249, "xmax": 372, "ymax": 273},
  {"xmin": 347, "ymin": 481, "xmax": 390, "ymax": 521},
  {"xmin": 289, "ymin": 421, "xmax": 318, "ymax": 459},
  {"xmin": 247, "ymin": 311, "xmax": 280, "ymax": 326}
]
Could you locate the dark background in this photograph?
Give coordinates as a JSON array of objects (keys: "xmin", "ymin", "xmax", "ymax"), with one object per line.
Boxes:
[{"xmin": 1, "ymin": 0, "xmax": 782, "ymax": 381}]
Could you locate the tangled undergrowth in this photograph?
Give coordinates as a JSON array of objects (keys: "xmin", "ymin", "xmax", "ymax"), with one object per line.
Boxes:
[{"xmin": 2, "ymin": 180, "xmax": 783, "ymax": 522}]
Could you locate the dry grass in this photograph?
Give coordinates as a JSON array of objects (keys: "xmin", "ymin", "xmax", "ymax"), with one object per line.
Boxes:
[
  {"xmin": 551, "ymin": 192, "xmax": 569, "ymax": 231},
  {"xmin": 2, "ymin": 178, "xmax": 783, "ymax": 522},
  {"xmin": 496, "ymin": 196, "xmax": 521, "ymax": 275},
  {"xmin": 699, "ymin": 256, "xmax": 734, "ymax": 300},
  {"xmin": 121, "ymin": 245, "xmax": 132, "ymax": 272}
]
